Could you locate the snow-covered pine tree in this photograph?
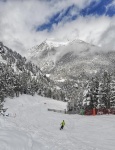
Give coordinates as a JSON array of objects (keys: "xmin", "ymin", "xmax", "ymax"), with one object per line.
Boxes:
[
  {"xmin": 83, "ymin": 76, "xmax": 100, "ymax": 111},
  {"xmin": 110, "ymin": 74, "xmax": 115, "ymax": 108},
  {"xmin": 99, "ymin": 71, "xmax": 111, "ymax": 109}
]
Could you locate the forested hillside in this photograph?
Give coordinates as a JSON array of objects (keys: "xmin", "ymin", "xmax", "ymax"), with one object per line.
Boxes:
[{"xmin": 0, "ymin": 42, "xmax": 66, "ymax": 114}]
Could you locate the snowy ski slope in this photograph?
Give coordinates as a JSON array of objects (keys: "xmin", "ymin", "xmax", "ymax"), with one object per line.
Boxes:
[{"xmin": 0, "ymin": 94, "xmax": 115, "ymax": 150}]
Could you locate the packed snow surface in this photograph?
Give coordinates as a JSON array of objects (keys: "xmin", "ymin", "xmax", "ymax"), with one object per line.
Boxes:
[{"xmin": 0, "ymin": 95, "xmax": 115, "ymax": 150}]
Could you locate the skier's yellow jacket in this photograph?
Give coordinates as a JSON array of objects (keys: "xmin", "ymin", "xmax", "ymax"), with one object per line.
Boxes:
[{"xmin": 61, "ymin": 121, "xmax": 65, "ymax": 126}]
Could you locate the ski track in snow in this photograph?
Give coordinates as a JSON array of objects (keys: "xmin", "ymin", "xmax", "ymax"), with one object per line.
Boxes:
[{"xmin": 0, "ymin": 94, "xmax": 115, "ymax": 150}]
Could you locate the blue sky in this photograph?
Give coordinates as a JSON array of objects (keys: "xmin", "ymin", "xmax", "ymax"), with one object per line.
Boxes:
[
  {"xmin": 37, "ymin": 0, "xmax": 115, "ymax": 32},
  {"xmin": 0, "ymin": 0, "xmax": 115, "ymax": 55}
]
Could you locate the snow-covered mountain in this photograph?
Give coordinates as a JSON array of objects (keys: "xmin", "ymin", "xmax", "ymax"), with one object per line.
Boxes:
[
  {"xmin": 0, "ymin": 42, "xmax": 43, "ymax": 76},
  {"xmin": 27, "ymin": 39, "xmax": 70, "ymax": 72},
  {"xmin": 0, "ymin": 41, "xmax": 66, "ymax": 105},
  {"xmin": 28, "ymin": 38, "xmax": 115, "ymax": 81}
]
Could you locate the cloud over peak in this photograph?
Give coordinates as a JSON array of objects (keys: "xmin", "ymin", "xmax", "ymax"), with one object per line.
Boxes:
[{"xmin": 0, "ymin": 0, "xmax": 115, "ymax": 55}]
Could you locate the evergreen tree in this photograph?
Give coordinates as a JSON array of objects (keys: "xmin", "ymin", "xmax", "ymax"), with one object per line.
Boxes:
[
  {"xmin": 83, "ymin": 76, "xmax": 100, "ymax": 110},
  {"xmin": 99, "ymin": 71, "xmax": 111, "ymax": 109}
]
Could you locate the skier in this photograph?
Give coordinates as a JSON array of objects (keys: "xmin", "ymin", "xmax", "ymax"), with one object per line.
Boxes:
[{"xmin": 60, "ymin": 120, "xmax": 65, "ymax": 130}]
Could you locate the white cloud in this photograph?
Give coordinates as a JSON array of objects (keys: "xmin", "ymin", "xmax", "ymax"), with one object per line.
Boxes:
[
  {"xmin": 0, "ymin": 0, "xmax": 115, "ymax": 56},
  {"xmin": 99, "ymin": 24, "xmax": 115, "ymax": 50},
  {"xmin": 49, "ymin": 15, "xmax": 115, "ymax": 46},
  {"xmin": 106, "ymin": 0, "xmax": 115, "ymax": 10}
]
